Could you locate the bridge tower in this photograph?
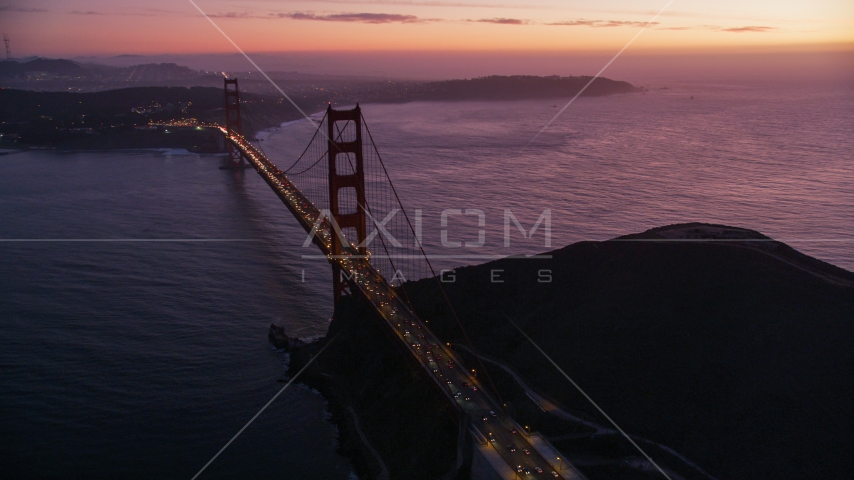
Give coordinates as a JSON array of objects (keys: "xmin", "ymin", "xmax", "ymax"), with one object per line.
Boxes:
[
  {"xmin": 327, "ymin": 104, "xmax": 368, "ymax": 304},
  {"xmin": 223, "ymin": 78, "xmax": 246, "ymax": 168}
]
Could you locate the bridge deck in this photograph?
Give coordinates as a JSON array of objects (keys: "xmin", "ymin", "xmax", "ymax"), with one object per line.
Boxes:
[{"xmin": 224, "ymin": 130, "xmax": 585, "ymax": 480}]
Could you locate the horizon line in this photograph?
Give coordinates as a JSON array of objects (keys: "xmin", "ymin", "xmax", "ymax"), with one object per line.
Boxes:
[{"xmin": 15, "ymin": 43, "xmax": 854, "ymax": 59}]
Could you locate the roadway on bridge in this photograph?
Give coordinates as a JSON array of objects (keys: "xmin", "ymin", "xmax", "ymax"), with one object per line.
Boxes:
[
  {"xmin": 225, "ymin": 130, "xmax": 584, "ymax": 479},
  {"xmin": 349, "ymin": 258, "xmax": 581, "ymax": 479}
]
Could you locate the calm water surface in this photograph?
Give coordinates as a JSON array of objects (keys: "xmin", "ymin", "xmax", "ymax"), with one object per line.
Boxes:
[
  {"xmin": 2, "ymin": 81, "xmax": 852, "ymax": 478},
  {"xmin": 1, "ymin": 151, "xmax": 350, "ymax": 478},
  {"xmin": 262, "ymin": 82, "xmax": 853, "ymax": 272}
]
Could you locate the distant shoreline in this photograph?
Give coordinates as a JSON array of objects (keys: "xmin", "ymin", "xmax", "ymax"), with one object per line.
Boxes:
[{"xmin": 0, "ymin": 75, "xmax": 641, "ymax": 151}]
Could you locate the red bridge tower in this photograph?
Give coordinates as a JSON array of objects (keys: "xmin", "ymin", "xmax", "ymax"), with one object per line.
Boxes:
[
  {"xmin": 327, "ymin": 104, "xmax": 368, "ymax": 304},
  {"xmin": 223, "ymin": 78, "xmax": 247, "ymax": 168}
]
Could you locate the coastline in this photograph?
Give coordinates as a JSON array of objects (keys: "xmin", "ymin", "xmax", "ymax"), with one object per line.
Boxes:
[
  {"xmin": 0, "ymin": 76, "xmax": 642, "ymax": 152},
  {"xmin": 279, "ymin": 223, "xmax": 854, "ymax": 479}
]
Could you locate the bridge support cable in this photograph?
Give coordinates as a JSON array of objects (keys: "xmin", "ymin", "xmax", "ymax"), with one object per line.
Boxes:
[
  {"xmin": 222, "ymin": 98, "xmax": 504, "ymax": 409},
  {"xmin": 221, "ymin": 120, "xmax": 586, "ymax": 480},
  {"xmin": 329, "ymin": 113, "xmax": 413, "ymax": 315},
  {"xmin": 360, "ymin": 114, "xmax": 506, "ymax": 408},
  {"xmin": 258, "ymin": 107, "xmax": 410, "ymax": 286},
  {"xmin": 223, "ymin": 92, "xmax": 505, "ymax": 408},
  {"xmin": 285, "ymin": 106, "xmax": 423, "ymax": 296},
  {"xmin": 220, "ymin": 98, "xmax": 583, "ymax": 478},
  {"xmin": 281, "ymin": 112, "xmax": 331, "ymax": 217},
  {"xmin": 217, "ymin": 127, "xmax": 335, "ymax": 252},
  {"xmin": 326, "ymin": 108, "xmax": 425, "ymax": 328},
  {"xmin": 275, "ymin": 105, "xmax": 505, "ymax": 406},
  {"xmin": 281, "ymin": 112, "xmax": 327, "ymax": 175}
]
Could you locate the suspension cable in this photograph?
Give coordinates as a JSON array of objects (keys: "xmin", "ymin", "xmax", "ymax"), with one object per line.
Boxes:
[
  {"xmin": 331, "ymin": 120, "xmax": 407, "ymax": 288},
  {"xmin": 288, "ymin": 151, "xmax": 328, "ymax": 176},
  {"xmin": 282, "ymin": 112, "xmax": 327, "ymax": 174},
  {"xmin": 361, "ymin": 113, "xmax": 505, "ymax": 407}
]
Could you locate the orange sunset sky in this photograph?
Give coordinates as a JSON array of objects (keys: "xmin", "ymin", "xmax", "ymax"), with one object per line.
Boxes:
[{"xmin": 1, "ymin": 0, "xmax": 852, "ymax": 55}]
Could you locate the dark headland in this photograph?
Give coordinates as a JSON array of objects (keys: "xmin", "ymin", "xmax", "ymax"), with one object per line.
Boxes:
[
  {"xmin": 282, "ymin": 223, "xmax": 854, "ymax": 480},
  {"xmin": 0, "ymin": 75, "xmax": 639, "ymax": 151}
]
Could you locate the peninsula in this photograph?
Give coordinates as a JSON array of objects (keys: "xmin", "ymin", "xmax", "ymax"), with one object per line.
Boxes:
[
  {"xmin": 283, "ymin": 223, "xmax": 854, "ymax": 480},
  {"xmin": 1, "ymin": 73, "xmax": 641, "ymax": 151}
]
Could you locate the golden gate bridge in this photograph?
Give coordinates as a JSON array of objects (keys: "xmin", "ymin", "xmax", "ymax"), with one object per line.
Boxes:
[{"xmin": 219, "ymin": 78, "xmax": 586, "ymax": 480}]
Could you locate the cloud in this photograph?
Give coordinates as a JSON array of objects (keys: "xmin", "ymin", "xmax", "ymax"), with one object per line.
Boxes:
[
  {"xmin": 546, "ymin": 20, "xmax": 597, "ymax": 26},
  {"xmin": 65, "ymin": 9, "xmax": 168, "ymax": 17},
  {"xmin": 208, "ymin": 11, "xmax": 256, "ymax": 19},
  {"xmin": 0, "ymin": 5, "xmax": 47, "ymax": 12},
  {"xmin": 598, "ymin": 20, "xmax": 659, "ymax": 27},
  {"xmin": 657, "ymin": 24, "xmax": 777, "ymax": 33},
  {"xmin": 277, "ymin": 12, "xmax": 423, "ymax": 23},
  {"xmin": 721, "ymin": 26, "xmax": 776, "ymax": 33},
  {"xmin": 474, "ymin": 18, "xmax": 527, "ymax": 25},
  {"xmin": 256, "ymin": 0, "xmax": 548, "ymax": 9},
  {"xmin": 546, "ymin": 19, "xmax": 658, "ymax": 28}
]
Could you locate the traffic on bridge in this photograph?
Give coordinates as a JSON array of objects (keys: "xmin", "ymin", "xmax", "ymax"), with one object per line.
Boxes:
[{"xmin": 218, "ymin": 101, "xmax": 586, "ymax": 479}]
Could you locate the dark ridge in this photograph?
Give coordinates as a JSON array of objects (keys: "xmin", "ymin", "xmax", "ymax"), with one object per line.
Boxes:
[
  {"xmin": 0, "ymin": 86, "xmax": 290, "ymax": 126},
  {"xmin": 0, "ymin": 74, "xmax": 641, "ymax": 150},
  {"xmin": 288, "ymin": 223, "xmax": 852, "ymax": 479},
  {"xmin": 617, "ymin": 223, "xmax": 854, "ymax": 287},
  {"xmin": 0, "ymin": 87, "xmax": 310, "ymax": 150},
  {"xmin": 398, "ymin": 222, "xmax": 854, "ymax": 479},
  {"xmin": 284, "ymin": 295, "xmax": 464, "ymax": 480},
  {"xmin": 0, "ymin": 58, "xmax": 83, "ymax": 76},
  {"xmin": 282, "ymin": 223, "xmax": 854, "ymax": 480},
  {"xmin": 419, "ymin": 75, "xmax": 641, "ymax": 101}
]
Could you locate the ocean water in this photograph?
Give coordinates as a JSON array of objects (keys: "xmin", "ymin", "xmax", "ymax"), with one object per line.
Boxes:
[
  {"xmin": 262, "ymin": 82, "xmax": 854, "ymax": 273},
  {"xmin": 2, "ymin": 81, "xmax": 852, "ymax": 478},
  {"xmin": 0, "ymin": 150, "xmax": 350, "ymax": 479}
]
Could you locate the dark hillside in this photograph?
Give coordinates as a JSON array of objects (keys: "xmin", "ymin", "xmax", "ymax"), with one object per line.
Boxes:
[
  {"xmin": 0, "ymin": 87, "xmax": 311, "ymax": 148},
  {"xmin": 0, "ymin": 86, "xmax": 302, "ymax": 129},
  {"xmin": 420, "ymin": 75, "xmax": 641, "ymax": 100},
  {"xmin": 0, "ymin": 58, "xmax": 83, "ymax": 76},
  {"xmin": 0, "ymin": 74, "xmax": 641, "ymax": 149},
  {"xmin": 285, "ymin": 296, "xmax": 463, "ymax": 480},
  {"xmin": 399, "ymin": 223, "xmax": 854, "ymax": 479}
]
